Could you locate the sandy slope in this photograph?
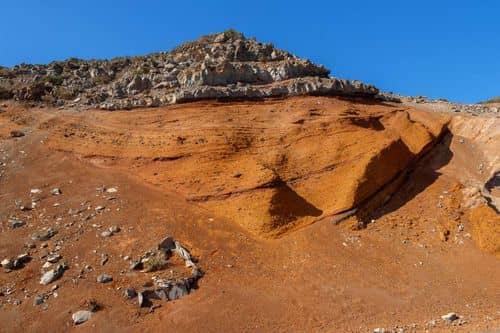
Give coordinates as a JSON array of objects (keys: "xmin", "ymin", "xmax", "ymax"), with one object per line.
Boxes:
[{"xmin": 0, "ymin": 97, "xmax": 498, "ymax": 332}]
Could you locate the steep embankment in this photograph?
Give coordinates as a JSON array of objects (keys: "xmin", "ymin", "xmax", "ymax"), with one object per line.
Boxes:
[{"xmin": 38, "ymin": 96, "xmax": 450, "ymax": 237}]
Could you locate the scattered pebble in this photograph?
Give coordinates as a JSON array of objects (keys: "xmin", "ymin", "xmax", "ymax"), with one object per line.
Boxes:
[
  {"xmin": 442, "ymin": 312, "xmax": 459, "ymax": 323},
  {"xmin": 96, "ymin": 274, "xmax": 113, "ymax": 283},
  {"xmin": 72, "ymin": 310, "xmax": 92, "ymax": 325},
  {"xmin": 50, "ymin": 188, "xmax": 62, "ymax": 195}
]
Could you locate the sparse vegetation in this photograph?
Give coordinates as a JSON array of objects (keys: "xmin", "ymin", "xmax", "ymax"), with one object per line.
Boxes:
[
  {"xmin": 43, "ymin": 75, "xmax": 64, "ymax": 86},
  {"xmin": 143, "ymin": 252, "xmax": 167, "ymax": 272},
  {"xmin": 0, "ymin": 67, "xmax": 15, "ymax": 78},
  {"xmin": 479, "ymin": 96, "xmax": 500, "ymax": 104},
  {"xmin": 0, "ymin": 86, "xmax": 13, "ymax": 99}
]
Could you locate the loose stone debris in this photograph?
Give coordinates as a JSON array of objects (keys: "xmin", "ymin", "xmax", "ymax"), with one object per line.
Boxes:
[{"xmin": 125, "ymin": 236, "xmax": 203, "ymax": 308}]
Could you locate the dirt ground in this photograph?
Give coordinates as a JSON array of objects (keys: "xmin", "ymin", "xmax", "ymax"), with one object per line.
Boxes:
[{"xmin": 0, "ymin": 96, "xmax": 498, "ymax": 332}]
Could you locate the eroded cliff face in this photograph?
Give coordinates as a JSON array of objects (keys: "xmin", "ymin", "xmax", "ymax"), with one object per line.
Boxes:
[
  {"xmin": 38, "ymin": 96, "xmax": 449, "ymax": 237},
  {"xmin": 0, "ymin": 30, "xmax": 378, "ymax": 110}
]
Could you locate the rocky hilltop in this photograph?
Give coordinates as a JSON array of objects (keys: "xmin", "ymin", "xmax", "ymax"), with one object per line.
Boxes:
[{"xmin": 0, "ymin": 30, "xmax": 378, "ymax": 110}]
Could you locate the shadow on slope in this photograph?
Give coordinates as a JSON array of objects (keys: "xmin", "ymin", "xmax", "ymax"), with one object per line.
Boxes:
[{"xmin": 357, "ymin": 132, "xmax": 454, "ymax": 224}]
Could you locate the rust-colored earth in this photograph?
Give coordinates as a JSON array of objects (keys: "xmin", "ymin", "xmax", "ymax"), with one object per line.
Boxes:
[{"xmin": 0, "ymin": 96, "xmax": 498, "ymax": 332}]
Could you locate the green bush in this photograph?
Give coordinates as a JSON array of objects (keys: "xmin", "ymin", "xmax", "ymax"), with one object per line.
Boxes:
[{"xmin": 44, "ymin": 75, "xmax": 64, "ymax": 86}]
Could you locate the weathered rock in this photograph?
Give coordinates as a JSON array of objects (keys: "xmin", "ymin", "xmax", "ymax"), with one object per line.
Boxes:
[
  {"xmin": 31, "ymin": 228, "xmax": 57, "ymax": 241},
  {"xmin": 9, "ymin": 219, "xmax": 26, "ymax": 228},
  {"xmin": 168, "ymin": 283, "xmax": 189, "ymax": 300},
  {"xmin": 1, "ymin": 258, "xmax": 13, "ymax": 270},
  {"xmin": 124, "ymin": 288, "xmax": 137, "ymax": 299},
  {"xmin": 33, "ymin": 295, "xmax": 44, "ymax": 306},
  {"xmin": 10, "ymin": 130, "xmax": 25, "ymax": 138},
  {"xmin": 96, "ymin": 274, "xmax": 113, "ymax": 283},
  {"xmin": 72, "ymin": 310, "xmax": 92, "ymax": 325},
  {"xmin": 47, "ymin": 254, "xmax": 62, "ymax": 263},
  {"xmin": 50, "ymin": 188, "xmax": 62, "ymax": 195},
  {"xmin": 40, "ymin": 264, "xmax": 65, "ymax": 285},
  {"xmin": 0, "ymin": 30, "xmax": 378, "ymax": 110},
  {"xmin": 158, "ymin": 236, "xmax": 176, "ymax": 251},
  {"xmin": 441, "ymin": 312, "xmax": 459, "ymax": 323},
  {"xmin": 105, "ymin": 187, "xmax": 118, "ymax": 193},
  {"xmin": 100, "ymin": 230, "xmax": 112, "ymax": 238},
  {"xmin": 109, "ymin": 225, "xmax": 120, "ymax": 233}
]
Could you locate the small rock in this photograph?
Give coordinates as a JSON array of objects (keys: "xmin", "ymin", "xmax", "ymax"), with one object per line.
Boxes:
[
  {"xmin": 40, "ymin": 264, "xmax": 65, "ymax": 285},
  {"xmin": 9, "ymin": 219, "xmax": 26, "ymax": 229},
  {"xmin": 442, "ymin": 312, "xmax": 459, "ymax": 323},
  {"xmin": 129, "ymin": 261, "xmax": 143, "ymax": 270},
  {"xmin": 47, "ymin": 254, "xmax": 62, "ymax": 263},
  {"xmin": 50, "ymin": 188, "xmax": 62, "ymax": 195},
  {"xmin": 30, "ymin": 189, "xmax": 42, "ymax": 194},
  {"xmin": 32, "ymin": 228, "xmax": 57, "ymax": 241},
  {"xmin": 168, "ymin": 283, "xmax": 189, "ymax": 300},
  {"xmin": 16, "ymin": 253, "xmax": 31, "ymax": 263},
  {"xmin": 373, "ymin": 329, "xmax": 386, "ymax": 333},
  {"xmin": 105, "ymin": 187, "xmax": 118, "ymax": 193},
  {"xmin": 33, "ymin": 295, "xmax": 44, "ymax": 306},
  {"xmin": 72, "ymin": 310, "xmax": 92, "ymax": 325},
  {"xmin": 109, "ymin": 225, "xmax": 120, "ymax": 233},
  {"xmin": 1, "ymin": 258, "xmax": 13, "ymax": 270},
  {"xmin": 124, "ymin": 288, "xmax": 137, "ymax": 299},
  {"xmin": 20, "ymin": 204, "xmax": 33, "ymax": 211},
  {"xmin": 158, "ymin": 236, "xmax": 176, "ymax": 251},
  {"xmin": 100, "ymin": 254, "xmax": 108, "ymax": 266},
  {"xmin": 137, "ymin": 291, "xmax": 145, "ymax": 307},
  {"xmin": 96, "ymin": 274, "xmax": 113, "ymax": 283},
  {"xmin": 10, "ymin": 130, "xmax": 25, "ymax": 138},
  {"xmin": 94, "ymin": 206, "xmax": 105, "ymax": 212},
  {"xmin": 100, "ymin": 230, "xmax": 112, "ymax": 238}
]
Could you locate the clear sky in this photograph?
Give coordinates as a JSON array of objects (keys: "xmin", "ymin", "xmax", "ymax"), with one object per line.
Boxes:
[{"xmin": 1, "ymin": 0, "xmax": 499, "ymax": 103}]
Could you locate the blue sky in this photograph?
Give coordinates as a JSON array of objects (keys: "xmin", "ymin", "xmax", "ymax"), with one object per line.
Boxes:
[{"xmin": 1, "ymin": 1, "xmax": 499, "ymax": 103}]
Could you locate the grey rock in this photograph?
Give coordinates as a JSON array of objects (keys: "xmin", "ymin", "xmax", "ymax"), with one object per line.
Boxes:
[
  {"xmin": 16, "ymin": 253, "xmax": 31, "ymax": 264},
  {"xmin": 1, "ymin": 258, "xmax": 13, "ymax": 270},
  {"xmin": 174, "ymin": 241, "xmax": 192, "ymax": 261},
  {"xmin": 0, "ymin": 30, "xmax": 378, "ymax": 110},
  {"xmin": 72, "ymin": 310, "xmax": 92, "ymax": 325},
  {"xmin": 96, "ymin": 274, "xmax": 113, "ymax": 283},
  {"xmin": 33, "ymin": 295, "xmax": 44, "ymax": 306},
  {"xmin": 158, "ymin": 236, "xmax": 176, "ymax": 251},
  {"xmin": 441, "ymin": 312, "xmax": 459, "ymax": 323},
  {"xmin": 136, "ymin": 291, "xmax": 144, "ymax": 307},
  {"xmin": 100, "ymin": 230, "xmax": 112, "ymax": 238},
  {"xmin": 40, "ymin": 264, "xmax": 65, "ymax": 285},
  {"xmin": 47, "ymin": 254, "xmax": 62, "ymax": 263},
  {"xmin": 124, "ymin": 288, "xmax": 137, "ymax": 299},
  {"xmin": 373, "ymin": 329, "xmax": 386, "ymax": 333},
  {"xmin": 129, "ymin": 260, "xmax": 143, "ymax": 270},
  {"xmin": 50, "ymin": 188, "xmax": 62, "ymax": 195},
  {"xmin": 31, "ymin": 228, "xmax": 57, "ymax": 241},
  {"xmin": 109, "ymin": 225, "xmax": 120, "ymax": 233},
  {"xmin": 9, "ymin": 219, "xmax": 26, "ymax": 229},
  {"xmin": 168, "ymin": 283, "xmax": 189, "ymax": 300}
]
